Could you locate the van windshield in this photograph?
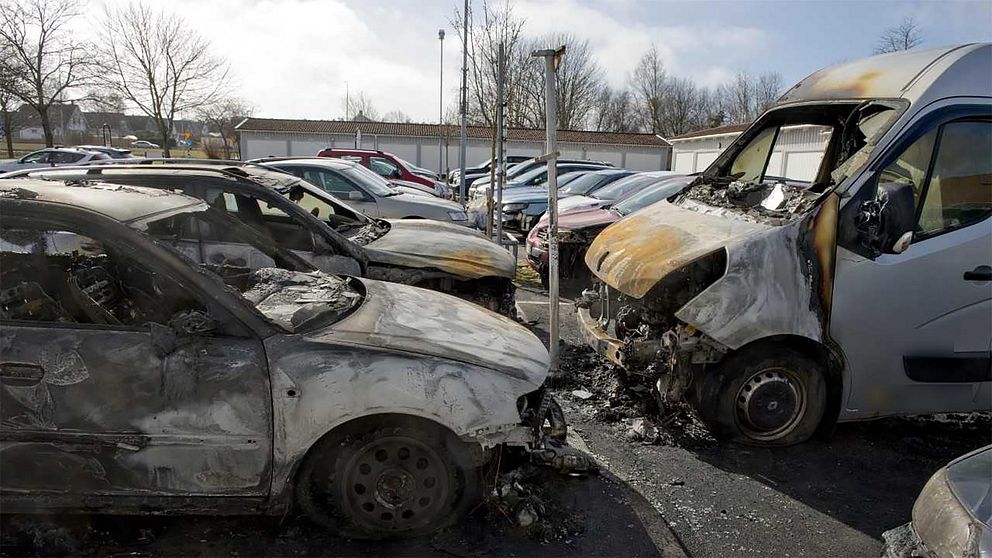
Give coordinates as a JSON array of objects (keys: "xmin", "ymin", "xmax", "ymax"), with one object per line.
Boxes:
[{"xmin": 680, "ymin": 101, "xmax": 903, "ymax": 224}]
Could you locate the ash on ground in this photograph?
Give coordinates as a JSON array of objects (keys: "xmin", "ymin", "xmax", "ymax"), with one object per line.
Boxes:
[
  {"xmin": 484, "ymin": 463, "xmax": 587, "ymax": 544},
  {"xmin": 551, "ymin": 344, "xmax": 716, "ymax": 449}
]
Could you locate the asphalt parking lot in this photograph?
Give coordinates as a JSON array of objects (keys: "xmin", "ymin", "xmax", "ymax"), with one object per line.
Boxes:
[{"xmin": 516, "ymin": 283, "xmax": 991, "ymax": 558}]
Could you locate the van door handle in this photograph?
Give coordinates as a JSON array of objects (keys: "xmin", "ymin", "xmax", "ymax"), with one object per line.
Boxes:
[
  {"xmin": 0, "ymin": 363, "xmax": 45, "ymax": 386},
  {"xmin": 964, "ymin": 265, "xmax": 992, "ymax": 282}
]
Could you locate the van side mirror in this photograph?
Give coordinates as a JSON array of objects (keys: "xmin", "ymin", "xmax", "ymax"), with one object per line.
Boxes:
[
  {"xmin": 347, "ymin": 191, "xmax": 364, "ymax": 201},
  {"xmin": 856, "ymin": 181, "xmax": 915, "ymax": 255}
]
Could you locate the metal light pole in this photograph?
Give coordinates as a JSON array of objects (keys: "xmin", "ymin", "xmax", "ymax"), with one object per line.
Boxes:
[
  {"xmin": 457, "ymin": 0, "xmax": 469, "ymax": 204},
  {"xmin": 438, "ymin": 29, "xmax": 445, "ymax": 175},
  {"xmin": 532, "ymin": 45, "xmax": 565, "ymax": 372},
  {"xmin": 344, "ymin": 81, "xmax": 350, "ymax": 120},
  {"xmin": 494, "ymin": 42, "xmax": 506, "ymax": 245}
]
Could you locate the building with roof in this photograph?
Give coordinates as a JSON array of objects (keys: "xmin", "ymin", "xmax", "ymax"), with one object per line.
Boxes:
[
  {"xmin": 14, "ymin": 103, "xmax": 87, "ymax": 142},
  {"xmin": 235, "ymin": 118, "xmax": 671, "ymax": 173},
  {"xmin": 668, "ymin": 122, "xmax": 832, "ymax": 181}
]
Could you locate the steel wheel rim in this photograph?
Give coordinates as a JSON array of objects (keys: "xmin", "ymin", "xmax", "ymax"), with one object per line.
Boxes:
[
  {"xmin": 341, "ymin": 435, "xmax": 451, "ymax": 532},
  {"xmin": 735, "ymin": 367, "xmax": 807, "ymax": 441}
]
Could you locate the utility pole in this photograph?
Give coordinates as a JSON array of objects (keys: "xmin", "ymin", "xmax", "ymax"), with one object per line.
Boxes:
[
  {"xmin": 494, "ymin": 42, "xmax": 506, "ymax": 245},
  {"xmin": 438, "ymin": 29, "xmax": 445, "ymax": 176},
  {"xmin": 345, "ymin": 81, "xmax": 350, "ymax": 121},
  {"xmin": 532, "ymin": 45, "xmax": 565, "ymax": 372},
  {"xmin": 457, "ymin": 0, "xmax": 469, "ymax": 204}
]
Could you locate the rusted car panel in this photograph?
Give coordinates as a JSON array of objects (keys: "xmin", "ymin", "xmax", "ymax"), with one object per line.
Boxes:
[{"xmin": 365, "ymin": 219, "xmax": 516, "ymax": 280}]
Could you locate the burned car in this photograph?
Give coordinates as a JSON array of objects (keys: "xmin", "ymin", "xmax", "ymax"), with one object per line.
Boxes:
[
  {"xmin": 0, "ymin": 180, "xmax": 563, "ymax": 537},
  {"xmin": 578, "ymin": 44, "xmax": 992, "ymax": 446},
  {"xmin": 5, "ymin": 164, "xmax": 517, "ymax": 315}
]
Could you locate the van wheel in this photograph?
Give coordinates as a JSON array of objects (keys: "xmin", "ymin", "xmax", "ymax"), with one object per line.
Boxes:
[
  {"xmin": 296, "ymin": 417, "xmax": 481, "ymax": 539},
  {"xmin": 693, "ymin": 346, "xmax": 826, "ymax": 447}
]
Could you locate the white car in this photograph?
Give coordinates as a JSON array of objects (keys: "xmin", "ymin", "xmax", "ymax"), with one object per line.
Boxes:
[
  {"xmin": 0, "ymin": 148, "xmax": 110, "ymax": 173},
  {"xmin": 265, "ymin": 158, "xmax": 469, "ymax": 224},
  {"xmin": 130, "ymin": 140, "xmax": 160, "ymax": 148}
]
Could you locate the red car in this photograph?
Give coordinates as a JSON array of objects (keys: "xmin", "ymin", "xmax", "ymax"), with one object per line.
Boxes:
[{"xmin": 317, "ymin": 148, "xmax": 443, "ymax": 193}]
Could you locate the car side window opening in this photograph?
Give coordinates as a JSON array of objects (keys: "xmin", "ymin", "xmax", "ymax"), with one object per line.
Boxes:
[
  {"xmin": 915, "ymin": 120, "xmax": 992, "ymax": 237},
  {"xmin": 204, "ymin": 187, "xmax": 314, "ymax": 252},
  {"xmin": 0, "ymin": 226, "xmax": 208, "ymax": 328},
  {"xmin": 878, "ymin": 129, "xmax": 938, "ymax": 205},
  {"xmin": 22, "ymin": 151, "xmax": 50, "ymax": 164},
  {"xmin": 369, "ymin": 157, "xmax": 401, "ymax": 178},
  {"xmin": 730, "ymin": 126, "xmax": 777, "ymax": 183},
  {"xmin": 299, "ymin": 168, "xmax": 362, "ymax": 198},
  {"xmin": 52, "ymin": 152, "xmax": 86, "ymax": 164}
]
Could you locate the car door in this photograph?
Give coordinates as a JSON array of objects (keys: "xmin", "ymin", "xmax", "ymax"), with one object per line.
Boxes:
[
  {"xmin": 0, "ymin": 213, "xmax": 272, "ymax": 500},
  {"xmin": 18, "ymin": 150, "xmax": 52, "ymax": 169},
  {"xmin": 832, "ymin": 106, "xmax": 992, "ymax": 417}
]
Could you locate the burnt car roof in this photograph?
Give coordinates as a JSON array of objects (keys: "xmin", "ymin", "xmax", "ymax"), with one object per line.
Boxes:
[{"xmin": 0, "ymin": 178, "xmax": 205, "ymax": 223}]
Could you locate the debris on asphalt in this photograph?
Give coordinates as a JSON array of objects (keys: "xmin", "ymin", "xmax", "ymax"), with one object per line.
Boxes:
[{"xmin": 488, "ymin": 464, "xmax": 587, "ymax": 543}]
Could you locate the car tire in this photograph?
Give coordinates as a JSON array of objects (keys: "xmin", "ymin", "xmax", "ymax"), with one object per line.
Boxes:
[
  {"xmin": 296, "ymin": 416, "xmax": 481, "ymax": 539},
  {"xmin": 692, "ymin": 346, "xmax": 826, "ymax": 447}
]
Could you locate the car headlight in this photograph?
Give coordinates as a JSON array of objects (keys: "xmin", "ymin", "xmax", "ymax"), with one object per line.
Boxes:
[
  {"xmin": 503, "ymin": 203, "xmax": 527, "ymax": 211},
  {"xmin": 912, "ymin": 457, "xmax": 992, "ymax": 558},
  {"xmin": 447, "ymin": 210, "xmax": 467, "ymax": 221}
]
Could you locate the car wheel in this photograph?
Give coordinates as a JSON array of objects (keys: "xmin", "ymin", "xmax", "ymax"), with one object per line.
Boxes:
[
  {"xmin": 296, "ymin": 416, "xmax": 481, "ymax": 539},
  {"xmin": 692, "ymin": 346, "xmax": 826, "ymax": 447}
]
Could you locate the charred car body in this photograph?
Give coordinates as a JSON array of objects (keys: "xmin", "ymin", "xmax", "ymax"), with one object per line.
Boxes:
[
  {"xmin": 0, "ymin": 180, "xmax": 564, "ymax": 537},
  {"xmin": 4, "ymin": 163, "xmax": 517, "ymax": 315},
  {"xmin": 578, "ymin": 44, "xmax": 992, "ymax": 446}
]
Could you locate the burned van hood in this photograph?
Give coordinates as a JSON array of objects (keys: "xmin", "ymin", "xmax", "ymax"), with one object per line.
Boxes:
[
  {"xmin": 585, "ymin": 200, "xmax": 768, "ymax": 299},
  {"xmin": 314, "ymin": 278, "xmax": 549, "ymax": 385},
  {"xmin": 364, "ymin": 219, "xmax": 516, "ymax": 279},
  {"xmin": 559, "ymin": 205, "xmax": 619, "ymax": 231}
]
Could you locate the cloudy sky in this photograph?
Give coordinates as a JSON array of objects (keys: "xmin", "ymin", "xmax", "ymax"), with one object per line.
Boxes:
[{"xmin": 90, "ymin": 0, "xmax": 992, "ymax": 123}]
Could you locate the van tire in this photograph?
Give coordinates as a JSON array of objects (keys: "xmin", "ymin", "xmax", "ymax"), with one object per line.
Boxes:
[
  {"xmin": 693, "ymin": 346, "xmax": 826, "ymax": 447},
  {"xmin": 295, "ymin": 416, "xmax": 481, "ymax": 539}
]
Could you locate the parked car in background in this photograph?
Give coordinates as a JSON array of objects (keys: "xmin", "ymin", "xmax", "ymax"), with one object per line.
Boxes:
[
  {"xmin": 130, "ymin": 140, "xmax": 159, "ymax": 148},
  {"xmin": 526, "ymin": 175, "xmax": 694, "ymax": 288},
  {"xmin": 449, "ymin": 155, "xmax": 531, "ymax": 187},
  {"xmin": 495, "ymin": 169, "xmax": 638, "ymax": 231},
  {"xmin": 8, "ymin": 162, "xmax": 515, "ymax": 314},
  {"xmin": 577, "ymin": 44, "xmax": 992, "ymax": 446},
  {"xmin": 262, "ymin": 158, "xmax": 468, "ymax": 224},
  {"xmin": 469, "ymin": 157, "xmax": 613, "ymax": 195},
  {"xmin": 470, "ymin": 162, "xmax": 614, "ymax": 201},
  {"xmin": 317, "ymin": 148, "xmax": 448, "ymax": 195},
  {"xmin": 74, "ymin": 145, "xmax": 133, "ymax": 159},
  {"xmin": 882, "ymin": 446, "xmax": 991, "ymax": 558},
  {"xmin": 0, "ymin": 148, "xmax": 110, "ymax": 172},
  {"xmin": 0, "ymin": 179, "xmax": 558, "ymax": 539},
  {"xmin": 553, "ymin": 171, "xmax": 681, "ymax": 215}
]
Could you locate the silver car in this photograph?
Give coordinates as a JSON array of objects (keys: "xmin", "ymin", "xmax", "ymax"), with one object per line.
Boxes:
[
  {"xmin": 0, "ymin": 148, "xmax": 110, "ymax": 172},
  {"xmin": 268, "ymin": 158, "xmax": 468, "ymax": 224}
]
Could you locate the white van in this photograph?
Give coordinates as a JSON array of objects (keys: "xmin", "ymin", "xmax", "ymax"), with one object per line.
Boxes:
[{"xmin": 578, "ymin": 44, "xmax": 992, "ymax": 446}]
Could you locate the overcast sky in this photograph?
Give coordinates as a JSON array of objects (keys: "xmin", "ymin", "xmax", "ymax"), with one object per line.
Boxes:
[{"xmin": 91, "ymin": 0, "xmax": 992, "ymax": 123}]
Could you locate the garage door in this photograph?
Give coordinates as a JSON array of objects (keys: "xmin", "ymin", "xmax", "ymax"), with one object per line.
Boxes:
[{"xmin": 673, "ymin": 152, "xmax": 695, "ymax": 173}]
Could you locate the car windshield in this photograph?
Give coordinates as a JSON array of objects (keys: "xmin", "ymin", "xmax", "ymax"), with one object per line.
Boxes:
[
  {"xmin": 130, "ymin": 204, "xmax": 361, "ymax": 333},
  {"xmin": 592, "ymin": 174, "xmax": 659, "ymax": 200},
  {"xmin": 614, "ymin": 178, "xmax": 691, "ymax": 216},
  {"xmin": 560, "ymin": 172, "xmax": 610, "ymax": 195},
  {"xmin": 340, "ymin": 164, "xmax": 401, "ymax": 196},
  {"xmin": 506, "ymin": 161, "xmax": 536, "ymax": 179}
]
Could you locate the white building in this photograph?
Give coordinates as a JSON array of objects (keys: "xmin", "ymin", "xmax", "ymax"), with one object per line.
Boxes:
[
  {"xmin": 669, "ymin": 123, "xmax": 833, "ymax": 182},
  {"xmin": 235, "ymin": 118, "xmax": 671, "ymax": 173}
]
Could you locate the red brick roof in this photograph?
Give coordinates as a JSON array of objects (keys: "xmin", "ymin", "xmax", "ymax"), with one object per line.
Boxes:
[
  {"xmin": 236, "ymin": 117, "xmax": 670, "ymax": 147},
  {"xmin": 668, "ymin": 123, "xmax": 749, "ymax": 141}
]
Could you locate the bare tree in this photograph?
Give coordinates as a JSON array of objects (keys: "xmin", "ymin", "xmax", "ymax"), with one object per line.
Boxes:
[
  {"xmin": 381, "ymin": 110, "xmax": 412, "ymax": 123},
  {"xmin": 755, "ymin": 72, "xmax": 783, "ymax": 113},
  {"xmin": 343, "ymin": 91, "xmax": 379, "ymax": 121},
  {"xmin": 593, "ymin": 86, "xmax": 638, "ymax": 133},
  {"xmin": 197, "ymin": 97, "xmax": 253, "ymax": 159},
  {"xmin": 97, "ymin": 3, "xmax": 229, "ymax": 156},
  {"xmin": 875, "ymin": 16, "xmax": 923, "ymax": 54},
  {"xmin": 517, "ymin": 33, "xmax": 604, "ymax": 130},
  {"xmin": 0, "ymin": 42, "xmax": 19, "ymax": 157},
  {"xmin": 0, "ymin": 0, "xmax": 95, "ymax": 146},
  {"xmin": 630, "ymin": 45, "xmax": 668, "ymax": 134},
  {"xmin": 717, "ymin": 71, "xmax": 783, "ymax": 124}
]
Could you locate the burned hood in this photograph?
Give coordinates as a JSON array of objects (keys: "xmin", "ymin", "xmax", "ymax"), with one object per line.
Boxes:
[
  {"xmin": 559, "ymin": 206, "xmax": 619, "ymax": 231},
  {"xmin": 244, "ymin": 269, "xmax": 363, "ymax": 332},
  {"xmin": 585, "ymin": 200, "xmax": 768, "ymax": 299},
  {"xmin": 314, "ymin": 278, "xmax": 549, "ymax": 385},
  {"xmin": 363, "ymin": 219, "xmax": 516, "ymax": 279}
]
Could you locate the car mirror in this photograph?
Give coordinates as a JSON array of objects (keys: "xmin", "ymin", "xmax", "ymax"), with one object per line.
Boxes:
[
  {"xmin": 856, "ymin": 181, "xmax": 916, "ymax": 255},
  {"xmin": 347, "ymin": 191, "xmax": 364, "ymax": 201}
]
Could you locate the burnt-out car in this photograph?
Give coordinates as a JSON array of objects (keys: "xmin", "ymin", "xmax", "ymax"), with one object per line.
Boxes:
[
  {"xmin": 0, "ymin": 180, "xmax": 561, "ymax": 538},
  {"xmin": 5, "ymin": 164, "xmax": 517, "ymax": 315},
  {"xmin": 578, "ymin": 44, "xmax": 992, "ymax": 446}
]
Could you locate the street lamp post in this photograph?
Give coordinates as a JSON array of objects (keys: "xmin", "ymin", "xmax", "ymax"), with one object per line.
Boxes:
[
  {"xmin": 344, "ymin": 81, "xmax": 350, "ymax": 121},
  {"xmin": 438, "ymin": 29, "xmax": 445, "ymax": 176}
]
